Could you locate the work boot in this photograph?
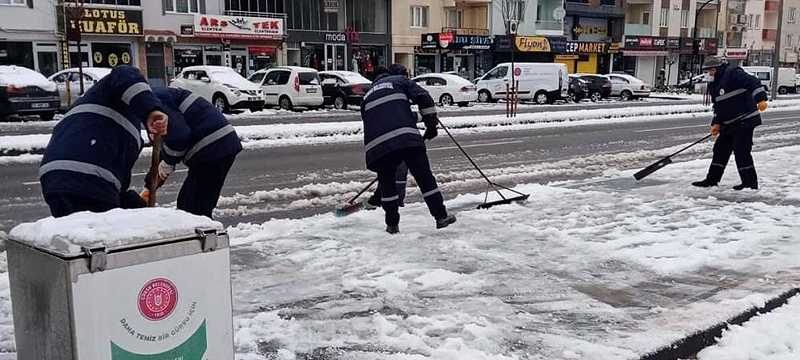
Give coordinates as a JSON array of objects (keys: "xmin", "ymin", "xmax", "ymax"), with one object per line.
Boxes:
[
  {"xmin": 436, "ymin": 214, "xmax": 457, "ymax": 229},
  {"xmin": 732, "ymin": 183, "xmax": 758, "ymax": 190},
  {"xmin": 386, "ymin": 224, "xmax": 400, "ymax": 234},
  {"xmin": 365, "ymin": 195, "xmax": 380, "ymax": 210},
  {"xmin": 692, "ymin": 179, "xmax": 718, "ymax": 188}
]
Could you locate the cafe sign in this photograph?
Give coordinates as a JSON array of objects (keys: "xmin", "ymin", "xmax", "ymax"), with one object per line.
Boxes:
[
  {"xmin": 194, "ymin": 14, "xmax": 284, "ymax": 40},
  {"xmin": 67, "ymin": 8, "xmax": 143, "ymax": 36}
]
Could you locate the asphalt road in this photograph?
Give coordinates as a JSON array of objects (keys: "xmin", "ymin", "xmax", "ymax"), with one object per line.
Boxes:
[{"xmin": 1, "ymin": 109, "xmax": 799, "ymax": 232}]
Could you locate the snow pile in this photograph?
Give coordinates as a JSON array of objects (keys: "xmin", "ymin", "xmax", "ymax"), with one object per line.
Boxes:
[
  {"xmin": 0, "ymin": 65, "xmax": 56, "ymax": 92},
  {"xmin": 697, "ymin": 295, "xmax": 800, "ymax": 360},
  {"xmin": 9, "ymin": 208, "xmax": 221, "ymax": 256},
  {"xmin": 0, "ymin": 134, "xmax": 50, "ymax": 155}
]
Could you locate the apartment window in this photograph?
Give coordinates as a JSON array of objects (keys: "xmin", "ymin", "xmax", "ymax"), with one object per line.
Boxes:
[
  {"xmin": 411, "ymin": 6, "xmax": 429, "ymax": 28},
  {"xmin": 66, "ymin": 0, "xmax": 142, "ymax": 5},
  {"xmin": 0, "ymin": 0, "xmax": 25, "ymax": 5},
  {"xmin": 445, "ymin": 8, "xmax": 464, "ymax": 28},
  {"xmin": 659, "ymin": 8, "xmax": 669, "ymax": 27},
  {"xmin": 165, "ymin": 0, "xmax": 199, "ymax": 13},
  {"xmin": 788, "ymin": 34, "xmax": 794, "ymax": 47},
  {"xmin": 346, "ymin": 0, "xmax": 386, "ymax": 32},
  {"xmin": 680, "ymin": 10, "xmax": 688, "ymax": 28},
  {"xmin": 225, "ymin": 0, "xmax": 284, "ymax": 13},
  {"xmin": 755, "ymin": 14, "xmax": 761, "ymax": 28},
  {"xmin": 789, "ymin": 7, "xmax": 797, "ymax": 23},
  {"xmin": 642, "ymin": 11, "xmax": 650, "ymax": 25}
]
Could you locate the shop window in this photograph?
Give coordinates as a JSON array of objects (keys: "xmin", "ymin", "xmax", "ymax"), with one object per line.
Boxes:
[
  {"xmin": 91, "ymin": 43, "xmax": 133, "ymax": 68},
  {"xmin": 0, "ymin": 42, "xmax": 34, "ymax": 69},
  {"xmin": 37, "ymin": 51, "xmax": 58, "ymax": 77},
  {"xmin": 410, "ymin": 6, "xmax": 429, "ymax": 28},
  {"xmin": 165, "ymin": 0, "xmax": 199, "ymax": 13}
]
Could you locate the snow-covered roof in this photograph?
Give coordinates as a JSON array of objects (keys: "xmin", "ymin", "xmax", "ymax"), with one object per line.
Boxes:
[
  {"xmin": 0, "ymin": 65, "xmax": 56, "ymax": 91},
  {"xmin": 9, "ymin": 208, "xmax": 222, "ymax": 257}
]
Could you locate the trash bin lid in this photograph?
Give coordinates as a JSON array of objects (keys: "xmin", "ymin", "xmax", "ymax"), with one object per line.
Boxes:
[{"xmin": 9, "ymin": 208, "xmax": 223, "ymax": 258}]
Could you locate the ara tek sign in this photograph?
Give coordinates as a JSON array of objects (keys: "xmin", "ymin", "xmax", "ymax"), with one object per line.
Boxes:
[{"xmin": 194, "ymin": 14, "xmax": 284, "ymax": 40}]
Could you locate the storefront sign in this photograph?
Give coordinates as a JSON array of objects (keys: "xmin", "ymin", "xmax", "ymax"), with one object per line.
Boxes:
[
  {"xmin": 515, "ymin": 36, "xmax": 552, "ymax": 52},
  {"xmin": 67, "ymin": 8, "xmax": 143, "ymax": 36},
  {"xmin": 565, "ymin": 41, "xmax": 608, "ymax": 54},
  {"xmin": 248, "ymin": 46, "xmax": 276, "ymax": 56},
  {"xmin": 324, "ymin": 32, "xmax": 347, "ymax": 43},
  {"xmin": 194, "ymin": 14, "xmax": 284, "ymax": 40},
  {"xmin": 724, "ymin": 48, "xmax": 748, "ymax": 59},
  {"xmin": 180, "ymin": 24, "xmax": 194, "ymax": 36},
  {"xmin": 569, "ymin": 17, "xmax": 608, "ymax": 42},
  {"xmin": 608, "ymin": 42, "xmax": 621, "ymax": 54},
  {"xmin": 555, "ymin": 54, "xmax": 579, "ymax": 60},
  {"xmin": 450, "ymin": 35, "xmax": 493, "ymax": 50},
  {"xmin": 438, "ymin": 32, "xmax": 454, "ymax": 48}
]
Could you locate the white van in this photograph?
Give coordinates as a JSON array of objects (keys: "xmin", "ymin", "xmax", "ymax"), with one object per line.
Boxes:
[
  {"xmin": 741, "ymin": 66, "xmax": 796, "ymax": 94},
  {"xmin": 476, "ymin": 63, "xmax": 569, "ymax": 104}
]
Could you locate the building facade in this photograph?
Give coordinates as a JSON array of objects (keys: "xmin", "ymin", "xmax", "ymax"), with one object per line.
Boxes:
[
  {"xmin": 558, "ymin": 0, "xmax": 625, "ymax": 73},
  {"xmin": 0, "ymin": 1, "xmax": 60, "ymax": 77}
]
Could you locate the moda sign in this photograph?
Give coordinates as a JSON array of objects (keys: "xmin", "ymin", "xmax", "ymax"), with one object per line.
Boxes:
[{"xmin": 194, "ymin": 14, "xmax": 284, "ymax": 40}]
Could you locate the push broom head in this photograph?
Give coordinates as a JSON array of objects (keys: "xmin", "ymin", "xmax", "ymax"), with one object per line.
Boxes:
[
  {"xmin": 633, "ymin": 157, "xmax": 673, "ymax": 181},
  {"xmin": 335, "ymin": 201, "xmax": 365, "ymax": 217},
  {"xmin": 477, "ymin": 194, "xmax": 530, "ymax": 209}
]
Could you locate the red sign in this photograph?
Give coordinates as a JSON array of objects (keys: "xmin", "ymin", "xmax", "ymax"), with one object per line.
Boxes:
[
  {"xmin": 138, "ymin": 278, "xmax": 178, "ymax": 322},
  {"xmin": 248, "ymin": 46, "xmax": 276, "ymax": 55},
  {"xmin": 514, "ymin": 67, "xmax": 522, "ymax": 76},
  {"xmin": 194, "ymin": 14, "xmax": 284, "ymax": 40},
  {"xmin": 639, "ymin": 37, "xmax": 653, "ymax": 47}
]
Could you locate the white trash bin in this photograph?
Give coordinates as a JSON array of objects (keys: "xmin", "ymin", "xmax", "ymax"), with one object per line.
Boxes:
[{"xmin": 7, "ymin": 208, "xmax": 234, "ymax": 360}]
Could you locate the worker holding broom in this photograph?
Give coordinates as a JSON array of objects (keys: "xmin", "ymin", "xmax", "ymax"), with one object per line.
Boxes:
[
  {"xmin": 141, "ymin": 87, "xmax": 241, "ymax": 219},
  {"xmin": 692, "ymin": 56, "xmax": 768, "ymax": 190},
  {"xmin": 360, "ymin": 63, "xmax": 456, "ymax": 234},
  {"xmin": 39, "ymin": 66, "xmax": 167, "ymax": 217}
]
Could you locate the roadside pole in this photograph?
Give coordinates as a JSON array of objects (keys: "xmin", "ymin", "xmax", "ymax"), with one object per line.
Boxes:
[{"xmin": 771, "ymin": 0, "xmax": 785, "ymax": 99}]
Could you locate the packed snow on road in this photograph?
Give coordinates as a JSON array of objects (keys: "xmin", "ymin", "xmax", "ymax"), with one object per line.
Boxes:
[{"xmin": 1, "ymin": 143, "xmax": 799, "ymax": 359}]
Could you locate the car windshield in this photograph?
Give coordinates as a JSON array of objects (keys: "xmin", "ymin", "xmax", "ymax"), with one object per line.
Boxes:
[{"xmin": 299, "ymin": 72, "xmax": 320, "ymax": 85}]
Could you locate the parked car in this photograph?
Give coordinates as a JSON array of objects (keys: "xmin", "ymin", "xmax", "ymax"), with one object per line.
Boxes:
[
  {"xmin": 742, "ymin": 66, "xmax": 796, "ymax": 94},
  {"xmin": 0, "ymin": 65, "xmax": 60, "ymax": 121},
  {"xmin": 318, "ymin": 71, "xmax": 371, "ymax": 110},
  {"xmin": 171, "ymin": 65, "xmax": 265, "ymax": 113},
  {"xmin": 476, "ymin": 63, "xmax": 568, "ymax": 104},
  {"xmin": 677, "ymin": 74, "xmax": 709, "ymax": 94},
  {"xmin": 412, "ymin": 73, "xmax": 478, "ymax": 107},
  {"xmin": 575, "ymin": 73, "xmax": 612, "ymax": 101},
  {"xmin": 568, "ymin": 75, "xmax": 590, "ymax": 102},
  {"xmin": 248, "ymin": 66, "xmax": 323, "ymax": 111},
  {"xmin": 48, "ymin": 67, "xmax": 112, "ymax": 110},
  {"xmin": 605, "ymin": 73, "xmax": 651, "ymax": 100}
]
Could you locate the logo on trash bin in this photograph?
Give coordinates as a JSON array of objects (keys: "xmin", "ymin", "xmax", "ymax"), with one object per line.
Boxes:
[{"xmin": 138, "ymin": 278, "xmax": 178, "ymax": 321}]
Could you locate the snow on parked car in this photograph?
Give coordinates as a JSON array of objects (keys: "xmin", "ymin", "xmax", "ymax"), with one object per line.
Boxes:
[
  {"xmin": 412, "ymin": 73, "xmax": 478, "ymax": 107},
  {"xmin": 48, "ymin": 67, "xmax": 112, "ymax": 110},
  {"xmin": 248, "ymin": 66, "xmax": 324, "ymax": 111},
  {"xmin": 171, "ymin": 65, "xmax": 265, "ymax": 113},
  {"xmin": 605, "ymin": 73, "xmax": 651, "ymax": 100},
  {"xmin": 0, "ymin": 65, "xmax": 60, "ymax": 121}
]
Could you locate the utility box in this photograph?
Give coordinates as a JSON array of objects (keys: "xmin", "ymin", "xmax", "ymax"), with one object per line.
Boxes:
[{"xmin": 7, "ymin": 208, "xmax": 234, "ymax": 359}]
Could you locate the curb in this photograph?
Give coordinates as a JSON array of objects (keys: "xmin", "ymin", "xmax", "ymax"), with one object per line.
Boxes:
[{"xmin": 640, "ymin": 287, "xmax": 800, "ymax": 360}]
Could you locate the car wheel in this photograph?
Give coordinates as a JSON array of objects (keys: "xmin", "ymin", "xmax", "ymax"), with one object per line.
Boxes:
[
  {"xmin": 333, "ymin": 96, "xmax": 347, "ymax": 110},
  {"xmin": 478, "ymin": 90, "xmax": 493, "ymax": 103},
  {"xmin": 39, "ymin": 112, "xmax": 56, "ymax": 121},
  {"xmin": 567, "ymin": 91, "xmax": 576, "ymax": 103},
  {"xmin": 590, "ymin": 92, "xmax": 602, "ymax": 102},
  {"xmin": 279, "ymin": 96, "xmax": 293, "ymax": 111},
  {"xmin": 534, "ymin": 91, "xmax": 549, "ymax": 105},
  {"xmin": 779, "ymin": 86, "xmax": 788, "ymax": 95},
  {"xmin": 440, "ymin": 94, "xmax": 454, "ymax": 106},
  {"xmin": 457, "ymin": 101, "xmax": 469, "ymax": 107},
  {"xmin": 212, "ymin": 94, "xmax": 229, "ymax": 113},
  {"xmin": 620, "ymin": 90, "xmax": 632, "ymax": 101}
]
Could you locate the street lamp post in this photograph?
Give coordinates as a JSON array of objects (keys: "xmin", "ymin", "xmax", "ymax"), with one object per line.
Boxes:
[{"xmin": 770, "ymin": 0, "xmax": 785, "ymax": 99}]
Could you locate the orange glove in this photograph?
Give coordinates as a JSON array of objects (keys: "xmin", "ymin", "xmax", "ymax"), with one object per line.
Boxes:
[
  {"xmin": 710, "ymin": 124, "xmax": 721, "ymax": 137},
  {"xmin": 757, "ymin": 100, "xmax": 768, "ymax": 112},
  {"xmin": 140, "ymin": 189, "xmax": 151, "ymax": 204}
]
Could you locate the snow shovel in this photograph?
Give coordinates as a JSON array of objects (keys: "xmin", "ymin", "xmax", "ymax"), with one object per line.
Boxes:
[
  {"xmin": 334, "ymin": 177, "xmax": 379, "ymax": 217},
  {"xmin": 437, "ymin": 119, "xmax": 530, "ymax": 209},
  {"xmin": 146, "ymin": 134, "xmax": 163, "ymax": 207},
  {"xmin": 633, "ymin": 134, "xmax": 712, "ymax": 181}
]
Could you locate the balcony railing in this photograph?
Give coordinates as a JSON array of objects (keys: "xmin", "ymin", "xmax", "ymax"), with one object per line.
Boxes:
[
  {"xmin": 624, "ymin": 23, "xmax": 652, "ymax": 35},
  {"xmin": 224, "ymin": 10, "xmax": 287, "ymax": 19},
  {"xmin": 441, "ymin": 27, "xmax": 490, "ymax": 35},
  {"xmin": 535, "ymin": 20, "xmax": 563, "ymax": 31}
]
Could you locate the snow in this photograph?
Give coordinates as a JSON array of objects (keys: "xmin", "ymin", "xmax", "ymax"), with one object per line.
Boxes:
[
  {"xmin": 697, "ymin": 295, "xmax": 800, "ymax": 360},
  {"xmin": 0, "ymin": 65, "xmax": 56, "ymax": 92},
  {"xmin": 8, "ymin": 208, "xmax": 221, "ymax": 256}
]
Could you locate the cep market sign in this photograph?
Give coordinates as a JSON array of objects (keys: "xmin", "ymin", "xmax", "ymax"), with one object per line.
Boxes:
[{"xmin": 194, "ymin": 14, "xmax": 284, "ymax": 40}]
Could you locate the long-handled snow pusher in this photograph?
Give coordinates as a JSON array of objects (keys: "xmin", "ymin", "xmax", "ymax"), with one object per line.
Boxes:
[
  {"xmin": 633, "ymin": 134, "xmax": 712, "ymax": 181},
  {"xmin": 437, "ymin": 119, "xmax": 529, "ymax": 209},
  {"xmin": 146, "ymin": 134, "xmax": 162, "ymax": 207},
  {"xmin": 334, "ymin": 177, "xmax": 379, "ymax": 217}
]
